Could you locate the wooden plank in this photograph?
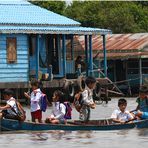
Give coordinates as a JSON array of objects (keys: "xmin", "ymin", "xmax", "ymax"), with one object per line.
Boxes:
[
  {"xmin": 0, "ymin": 34, "xmax": 27, "ymax": 41},
  {"xmin": 0, "ymin": 73, "xmax": 27, "ymax": 77},
  {"xmin": 0, "ymin": 82, "xmax": 29, "ymax": 89},
  {"xmin": 0, "ymin": 48, "xmax": 28, "ymax": 55},
  {"xmin": 0, "ymin": 64, "xmax": 28, "ymax": 68},
  {"xmin": 0, "ymin": 69, "xmax": 28, "ymax": 73},
  {"xmin": 0, "ymin": 59, "xmax": 28, "ymax": 64},
  {"xmin": 0, "ymin": 78, "xmax": 28, "ymax": 83}
]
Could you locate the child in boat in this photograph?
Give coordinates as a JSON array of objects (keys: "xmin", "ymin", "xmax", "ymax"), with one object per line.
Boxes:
[
  {"xmin": 0, "ymin": 89, "xmax": 21, "ymax": 120},
  {"xmin": 132, "ymin": 86, "xmax": 148, "ymax": 119},
  {"xmin": 111, "ymin": 98, "xmax": 133, "ymax": 124},
  {"xmin": 79, "ymin": 76, "xmax": 96, "ymax": 121},
  {"xmin": 45, "ymin": 90, "xmax": 66, "ymax": 124},
  {"xmin": 24, "ymin": 79, "xmax": 42, "ymax": 123}
]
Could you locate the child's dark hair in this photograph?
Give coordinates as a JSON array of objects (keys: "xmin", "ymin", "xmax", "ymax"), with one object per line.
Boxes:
[
  {"xmin": 53, "ymin": 90, "xmax": 64, "ymax": 103},
  {"xmin": 118, "ymin": 98, "xmax": 127, "ymax": 106},
  {"xmin": 85, "ymin": 76, "xmax": 96, "ymax": 86},
  {"xmin": 139, "ymin": 85, "xmax": 148, "ymax": 93},
  {"xmin": 31, "ymin": 79, "xmax": 39, "ymax": 87},
  {"xmin": 3, "ymin": 89, "xmax": 14, "ymax": 96}
]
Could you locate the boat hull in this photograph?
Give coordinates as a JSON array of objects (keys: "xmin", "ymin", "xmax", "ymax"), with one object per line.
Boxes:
[
  {"xmin": 135, "ymin": 119, "xmax": 148, "ymax": 128},
  {"xmin": 0, "ymin": 118, "xmax": 147, "ymax": 131}
]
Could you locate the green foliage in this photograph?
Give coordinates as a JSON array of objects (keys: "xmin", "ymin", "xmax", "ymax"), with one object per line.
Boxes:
[
  {"xmin": 64, "ymin": 1, "xmax": 148, "ymax": 33},
  {"xmin": 30, "ymin": 1, "xmax": 66, "ymax": 15},
  {"xmin": 30, "ymin": 1, "xmax": 148, "ymax": 33}
]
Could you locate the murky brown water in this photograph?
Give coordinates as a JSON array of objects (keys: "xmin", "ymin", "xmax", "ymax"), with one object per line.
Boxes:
[{"xmin": 0, "ymin": 98, "xmax": 147, "ymax": 148}]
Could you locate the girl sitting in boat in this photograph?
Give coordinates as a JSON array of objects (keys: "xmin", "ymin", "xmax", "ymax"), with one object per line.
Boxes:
[
  {"xmin": 0, "ymin": 89, "xmax": 23, "ymax": 121},
  {"xmin": 45, "ymin": 90, "xmax": 66, "ymax": 124},
  {"xmin": 24, "ymin": 79, "xmax": 42, "ymax": 123},
  {"xmin": 132, "ymin": 86, "xmax": 148, "ymax": 119},
  {"xmin": 111, "ymin": 98, "xmax": 134, "ymax": 124}
]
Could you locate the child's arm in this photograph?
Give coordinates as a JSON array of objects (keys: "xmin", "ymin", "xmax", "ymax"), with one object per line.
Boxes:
[
  {"xmin": 0, "ymin": 104, "xmax": 11, "ymax": 110},
  {"xmin": 136, "ymin": 105, "xmax": 140, "ymax": 110},
  {"xmin": 24, "ymin": 92, "xmax": 31, "ymax": 99},
  {"xmin": 112, "ymin": 118, "xmax": 125, "ymax": 124},
  {"xmin": 89, "ymin": 102, "xmax": 96, "ymax": 109}
]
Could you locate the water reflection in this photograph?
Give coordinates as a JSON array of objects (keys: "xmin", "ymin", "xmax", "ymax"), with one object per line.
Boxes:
[
  {"xmin": 49, "ymin": 130, "xmax": 72, "ymax": 140},
  {"xmin": 76, "ymin": 131, "xmax": 93, "ymax": 139},
  {"xmin": 116, "ymin": 129, "xmax": 129, "ymax": 136},
  {"xmin": 30, "ymin": 132, "xmax": 48, "ymax": 141},
  {"xmin": 137, "ymin": 129, "xmax": 148, "ymax": 136},
  {"xmin": 29, "ymin": 130, "xmax": 73, "ymax": 141}
]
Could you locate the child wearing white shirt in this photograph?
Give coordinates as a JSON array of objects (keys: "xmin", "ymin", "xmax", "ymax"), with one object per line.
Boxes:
[
  {"xmin": 111, "ymin": 98, "xmax": 133, "ymax": 124},
  {"xmin": 45, "ymin": 90, "xmax": 66, "ymax": 124},
  {"xmin": 79, "ymin": 76, "xmax": 96, "ymax": 121},
  {"xmin": 0, "ymin": 89, "xmax": 19, "ymax": 120},
  {"xmin": 24, "ymin": 79, "xmax": 42, "ymax": 123}
]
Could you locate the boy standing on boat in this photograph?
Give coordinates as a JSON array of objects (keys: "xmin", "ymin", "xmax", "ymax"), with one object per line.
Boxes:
[
  {"xmin": 111, "ymin": 98, "xmax": 133, "ymax": 124},
  {"xmin": 0, "ymin": 89, "xmax": 20, "ymax": 120},
  {"xmin": 79, "ymin": 76, "xmax": 96, "ymax": 121},
  {"xmin": 45, "ymin": 90, "xmax": 66, "ymax": 124},
  {"xmin": 132, "ymin": 86, "xmax": 148, "ymax": 119},
  {"xmin": 24, "ymin": 79, "xmax": 42, "ymax": 123}
]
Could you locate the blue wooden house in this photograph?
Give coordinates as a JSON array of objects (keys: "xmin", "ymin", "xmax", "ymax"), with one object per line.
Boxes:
[{"xmin": 0, "ymin": 1, "xmax": 111, "ymax": 99}]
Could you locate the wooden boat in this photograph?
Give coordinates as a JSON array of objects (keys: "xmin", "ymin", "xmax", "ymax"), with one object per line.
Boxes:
[{"xmin": 1, "ymin": 118, "xmax": 147, "ymax": 131}]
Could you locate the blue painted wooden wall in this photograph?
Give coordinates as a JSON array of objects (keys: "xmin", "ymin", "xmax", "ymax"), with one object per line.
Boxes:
[
  {"xmin": 0, "ymin": 33, "xmax": 77, "ymax": 83},
  {"xmin": 29, "ymin": 35, "xmax": 48, "ymax": 78},
  {"xmin": 0, "ymin": 34, "xmax": 29, "ymax": 82}
]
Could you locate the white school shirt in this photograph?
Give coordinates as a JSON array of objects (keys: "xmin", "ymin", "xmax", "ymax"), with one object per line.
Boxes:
[
  {"xmin": 82, "ymin": 86, "xmax": 94, "ymax": 105},
  {"xmin": 111, "ymin": 109, "xmax": 133, "ymax": 122},
  {"xmin": 30, "ymin": 88, "xmax": 42, "ymax": 112},
  {"xmin": 6, "ymin": 97, "xmax": 18, "ymax": 115},
  {"xmin": 51, "ymin": 102, "xmax": 66, "ymax": 120}
]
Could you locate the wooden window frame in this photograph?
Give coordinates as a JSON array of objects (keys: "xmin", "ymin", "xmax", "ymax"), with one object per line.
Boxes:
[{"xmin": 6, "ymin": 37, "xmax": 17, "ymax": 63}]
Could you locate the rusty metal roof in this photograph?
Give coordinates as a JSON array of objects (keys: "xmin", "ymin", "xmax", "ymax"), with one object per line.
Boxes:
[{"xmin": 70, "ymin": 33, "xmax": 148, "ymax": 59}]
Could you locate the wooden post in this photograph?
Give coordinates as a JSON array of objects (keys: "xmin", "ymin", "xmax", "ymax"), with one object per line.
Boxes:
[
  {"xmin": 57, "ymin": 34, "xmax": 62, "ymax": 75},
  {"xmin": 71, "ymin": 35, "xmax": 74, "ymax": 61},
  {"xmin": 85, "ymin": 35, "xmax": 89, "ymax": 77},
  {"xmin": 62, "ymin": 34, "xmax": 66, "ymax": 77},
  {"xmin": 36, "ymin": 35, "xmax": 40, "ymax": 79},
  {"xmin": 102, "ymin": 35, "xmax": 107, "ymax": 77},
  {"xmin": 71, "ymin": 35, "xmax": 75, "ymax": 73},
  {"xmin": 114, "ymin": 60, "xmax": 116, "ymax": 82},
  {"xmin": 139, "ymin": 58, "xmax": 142, "ymax": 86},
  {"xmin": 98, "ymin": 59, "xmax": 101, "ymax": 78},
  {"xmin": 48, "ymin": 65, "xmax": 53, "ymax": 81},
  {"xmin": 89, "ymin": 35, "xmax": 93, "ymax": 76}
]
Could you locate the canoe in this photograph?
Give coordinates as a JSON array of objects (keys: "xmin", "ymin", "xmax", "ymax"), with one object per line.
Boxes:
[{"xmin": 0, "ymin": 118, "xmax": 148, "ymax": 131}]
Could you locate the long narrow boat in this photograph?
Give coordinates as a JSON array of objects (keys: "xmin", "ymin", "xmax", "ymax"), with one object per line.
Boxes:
[{"xmin": 0, "ymin": 118, "xmax": 148, "ymax": 131}]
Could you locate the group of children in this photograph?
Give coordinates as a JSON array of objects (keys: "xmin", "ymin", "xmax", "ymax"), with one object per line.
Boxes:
[
  {"xmin": 25, "ymin": 80, "xmax": 71, "ymax": 124},
  {"xmin": 111, "ymin": 86, "xmax": 148, "ymax": 124},
  {"xmin": 0, "ymin": 77, "xmax": 148, "ymax": 124}
]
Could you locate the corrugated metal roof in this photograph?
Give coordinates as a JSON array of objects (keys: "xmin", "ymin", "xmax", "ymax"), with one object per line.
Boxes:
[
  {"xmin": 0, "ymin": 1, "xmax": 30, "ymax": 5},
  {"xmin": 97, "ymin": 52, "xmax": 148, "ymax": 59},
  {"xmin": 0, "ymin": 1, "xmax": 112, "ymax": 35},
  {"xmin": 78, "ymin": 33, "xmax": 148, "ymax": 51},
  {"xmin": 0, "ymin": 1, "xmax": 80, "ymax": 26},
  {"xmin": 68, "ymin": 33, "xmax": 148, "ymax": 59},
  {"xmin": 0, "ymin": 25, "xmax": 111, "ymax": 35}
]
